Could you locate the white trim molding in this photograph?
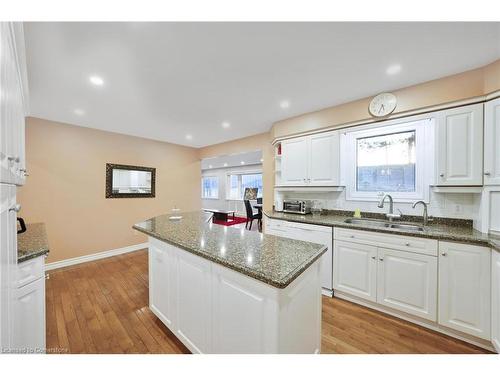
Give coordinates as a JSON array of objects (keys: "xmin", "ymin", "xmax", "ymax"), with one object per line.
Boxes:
[{"xmin": 45, "ymin": 242, "xmax": 148, "ymax": 271}]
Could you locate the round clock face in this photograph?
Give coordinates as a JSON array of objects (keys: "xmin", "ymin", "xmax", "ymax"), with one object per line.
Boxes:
[{"xmin": 369, "ymin": 93, "xmax": 397, "ymax": 117}]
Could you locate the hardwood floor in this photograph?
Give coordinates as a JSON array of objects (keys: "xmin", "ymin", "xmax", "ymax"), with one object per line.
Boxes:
[{"xmin": 46, "ymin": 249, "xmax": 491, "ymax": 354}]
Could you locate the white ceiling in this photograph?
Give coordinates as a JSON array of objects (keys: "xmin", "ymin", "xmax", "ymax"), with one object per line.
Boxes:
[
  {"xmin": 24, "ymin": 22, "xmax": 500, "ymax": 148},
  {"xmin": 201, "ymin": 150, "xmax": 262, "ymax": 170}
]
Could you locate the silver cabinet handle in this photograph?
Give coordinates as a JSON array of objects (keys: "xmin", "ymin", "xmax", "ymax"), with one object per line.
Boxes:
[
  {"xmin": 405, "ymin": 242, "xmax": 410, "ymax": 246},
  {"xmin": 439, "ymin": 173, "xmax": 444, "ymax": 177},
  {"xmin": 20, "ymin": 168, "xmax": 29, "ymax": 176},
  {"xmin": 7, "ymin": 155, "xmax": 20, "ymax": 163},
  {"xmin": 441, "ymin": 252, "xmax": 447, "ymax": 256},
  {"xmin": 379, "ymin": 258, "xmax": 384, "ymax": 261},
  {"xmin": 484, "ymin": 172, "xmax": 491, "ymax": 176},
  {"xmin": 9, "ymin": 204, "xmax": 21, "ymax": 212},
  {"xmin": 371, "ymin": 256, "xmax": 376, "ymax": 260}
]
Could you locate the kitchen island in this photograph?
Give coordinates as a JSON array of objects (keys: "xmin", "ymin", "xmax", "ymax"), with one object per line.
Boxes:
[{"xmin": 133, "ymin": 211, "xmax": 327, "ymax": 354}]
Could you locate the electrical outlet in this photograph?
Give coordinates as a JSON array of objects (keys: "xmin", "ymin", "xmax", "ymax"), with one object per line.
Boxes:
[{"xmin": 453, "ymin": 204, "xmax": 463, "ymax": 215}]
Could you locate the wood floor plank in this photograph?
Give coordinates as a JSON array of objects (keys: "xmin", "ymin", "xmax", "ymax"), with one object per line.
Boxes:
[{"xmin": 45, "ymin": 249, "xmax": 492, "ymax": 354}]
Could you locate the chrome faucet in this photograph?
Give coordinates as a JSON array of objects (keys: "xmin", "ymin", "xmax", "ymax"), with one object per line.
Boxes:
[
  {"xmin": 412, "ymin": 200, "xmax": 433, "ymax": 226},
  {"xmin": 378, "ymin": 194, "xmax": 401, "ymax": 221}
]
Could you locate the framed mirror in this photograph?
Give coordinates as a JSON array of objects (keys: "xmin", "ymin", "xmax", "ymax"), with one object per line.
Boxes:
[{"xmin": 106, "ymin": 163, "xmax": 156, "ymax": 198}]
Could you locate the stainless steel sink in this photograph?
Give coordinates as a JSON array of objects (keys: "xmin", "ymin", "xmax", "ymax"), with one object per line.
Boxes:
[
  {"xmin": 388, "ymin": 223, "xmax": 424, "ymax": 232},
  {"xmin": 344, "ymin": 218, "xmax": 424, "ymax": 232},
  {"xmin": 344, "ymin": 218, "xmax": 391, "ymax": 228}
]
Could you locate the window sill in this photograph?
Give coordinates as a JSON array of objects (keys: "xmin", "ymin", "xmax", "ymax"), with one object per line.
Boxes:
[{"xmin": 201, "ymin": 197, "xmax": 220, "ymax": 200}]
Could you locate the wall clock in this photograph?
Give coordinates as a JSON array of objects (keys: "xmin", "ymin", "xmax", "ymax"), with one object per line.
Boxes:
[{"xmin": 369, "ymin": 92, "xmax": 397, "ymax": 117}]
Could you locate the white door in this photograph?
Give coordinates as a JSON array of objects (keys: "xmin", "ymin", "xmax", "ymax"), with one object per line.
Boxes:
[
  {"xmin": 484, "ymin": 98, "xmax": 500, "ymax": 185},
  {"xmin": 438, "ymin": 241, "xmax": 491, "ymax": 340},
  {"xmin": 333, "ymin": 240, "xmax": 377, "ymax": 302},
  {"xmin": 492, "ymin": 250, "xmax": 500, "ymax": 353},
  {"xmin": 12, "ymin": 277, "xmax": 45, "ymax": 352},
  {"xmin": 308, "ymin": 132, "xmax": 340, "ymax": 186},
  {"xmin": 281, "ymin": 137, "xmax": 309, "ymax": 185},
  {"xmin": 436, "ymin": 103, "xmax": 483, "ymax": 186},
  {"xmin": 0, "ymin": 183, "xmax": 17, "ymax": 350},
  {"xmin": 148, "ymin": 243, "xmax": 175, "ymax": 330},
  {"xmin": 175, "ymin": 249, "xmax": 212, "ymax": 354},
  {"xmin": 285, "ymin": 223, "xmax": 333, "ymax": 290},
  {"xmin": 377, "ymin": 248, "xmax": 437, "ymax": 321}
]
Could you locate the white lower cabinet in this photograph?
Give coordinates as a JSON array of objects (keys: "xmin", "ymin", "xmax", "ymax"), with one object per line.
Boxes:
[
  {"xmin": 333, "ymin": 240, "xmax": 377, "ymax": 302},
  {"xmin": 377, "ymin": 248, "xmax": 437, "ymax": 321},
  {"xmin": 265, "ymin": 218, "xmax": 333, "ymax": 291},
  {"xmin": 148, "ymin": 237, "xmax": 322, "ymax": 353},
  {"xmin": 12, "ymin": 275, "xmax": 45, "ymax": 352},
  {"xmin": 438, "ymin": 241, "xmax": 491, "ymax": 340},
  {"xmin": 492, "ymin": 250, "xmax": 500, "ymax": 352}
]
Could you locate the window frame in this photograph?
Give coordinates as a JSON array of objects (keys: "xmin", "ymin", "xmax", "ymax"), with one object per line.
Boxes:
[
  {"xmin": 225, "ymin": 169, "xmax": 263, "ymax": 201},
  {"xmin": 201, "ymin": 175, "xmax": 220, "ymax": 200},
  {"xmin": 342, "ymin": 115, "xmax": 435, "ymax": 203}
]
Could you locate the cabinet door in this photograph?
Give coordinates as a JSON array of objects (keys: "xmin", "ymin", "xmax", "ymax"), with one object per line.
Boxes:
[
  {"xmin": 308, "ymin": 132, "xmax": 340, "ymax": 186},
  {"xmin": 436, "ymin": 103, "xmax": 483, "ymax": 186},
  {"xmin": 484, "ymin": 98, "xmax": 500, "ymax": 185},
  {"xmin": 377, "ymin": 248, "xmax": 437, "ymax": 321},
  {"xmin": 281, "ymin": 137, "xmax": 309, "ymax": 185},
  {"xmin": 333, "ymin": 240, "xmax": 377, "ymax": 302},
  {"xmin": 12, "ymin": 277, "xmax": 45, "ymax": 352},
  {"xmin": 175, "ymin": 249, "xmax": 212, "ymax": 354},
  {"xmin": 285, "ymin": 223, "xmax": 333, "ymax": 290},
  {"xmin": 492, "ymin": 250, "xmax": 500, "ymax": 353},
  {"xmin": 438, "ymin": 241, "xmax": 491, "ymax": 339},
  {"xmin": 148, "ymin": 243, "xmax": 175, "ymax": 330}
]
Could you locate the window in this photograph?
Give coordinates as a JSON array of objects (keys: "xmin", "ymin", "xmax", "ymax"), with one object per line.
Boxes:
[
  {"xmin": 344, "ymin": 117, "xmax": 434, "ymax": 202},
  {"xmin": 201, "ymin": 176, "xmax": 219, "ymax": 199},
  {"xmin": 226, "ymin": 172, "xmax": 263, "ymax": 200},
  {"xmin": 356, "ymin": 131, "xmax": 416, "ymax": 192}
]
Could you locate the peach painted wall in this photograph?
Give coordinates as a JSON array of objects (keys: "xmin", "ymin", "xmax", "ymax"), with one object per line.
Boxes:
[
  {"xmin": 198, "ymin": 132, "xmax": 274, "ymax": 212},
  {"xmin": 272, "ymin": 59, "xmax": 500, "ymax": 139},
  {"xmin": 18, "ymin": 117, "xmax": 201, "ymax": 263}
]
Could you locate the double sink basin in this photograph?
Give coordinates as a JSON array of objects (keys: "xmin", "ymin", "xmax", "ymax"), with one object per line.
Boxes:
[{"xmin": 344, "ymin": 218, "xmax": 425, "ymax": 232}]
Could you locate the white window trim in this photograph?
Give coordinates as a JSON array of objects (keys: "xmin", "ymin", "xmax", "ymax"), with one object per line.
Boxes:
[
  {"xmin": 225, "ymin": 169, "xmax": 263, "ymax": 201},
  {"xmin": 201, "ymin": 175, "xmax": 219, "ymax": 199},
  {"xmin": 341, "ymin": 113, "xmax": 435, "ymax": 203}
]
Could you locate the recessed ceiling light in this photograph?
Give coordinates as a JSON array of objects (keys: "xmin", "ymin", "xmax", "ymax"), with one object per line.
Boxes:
[
  {"xmin": 89, "ymin": 75, "xmax": 104, "ymax": 86},
  {"xmin": 386, "ymin": 64, "xmax": 402, "ymax": 76},
  {"xmin": 74, "ymin": 108, "xmax": 85, "ymax": 116},
  {"xmin": 223, "ymin": 163, "xmax": 228, "ymax": 167},
  {"xmin": 208, "ymin": 165, "xmax": 213, "ymax": 169},
  {"xmin": 222, "ymin": 122, "xmax": 231, "ymax": 129},
  {"xmin": 185, "ymin": 134, "xmax": 193, "ymax": 140},
  {"xmin": 280, "ymin": 100, "xmax": 290, "ymax": 109},
  {"xmin": 260, "ymin": 158, "xmax": 264, "ymax": 163},
  {"xmin": 240, "ymin": 161, "xmax": 245, "ymax": 165}
]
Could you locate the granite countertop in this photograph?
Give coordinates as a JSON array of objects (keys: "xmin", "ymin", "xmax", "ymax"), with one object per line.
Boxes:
[
  {"xmin": 265, "ymin": 210, "xmax": 500, "ymax": 251},
  {"xmin": 17, "ymin": 223, "xmax": 49, "ymax": 263},
  {"xmin": 133, "ymin": 211, "xmax": 327, "ymax": 289}
]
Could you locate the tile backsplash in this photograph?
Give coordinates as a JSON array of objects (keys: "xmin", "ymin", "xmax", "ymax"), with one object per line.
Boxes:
[{"xmin": 276, "ymin": 188, "xmax": 480, "ymax": 221}]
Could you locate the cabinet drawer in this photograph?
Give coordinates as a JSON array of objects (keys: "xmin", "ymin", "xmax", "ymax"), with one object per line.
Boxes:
[
  {"xmin": 265, "ymin": 218, "xmax": 288, "ymax": 233},
  {"xmin": 17, "ymin": 255, "xmax": 45, "ymax": 288},
  {"xmin": 334, "ymin": 227, "xmax": 438, "ymax": 256}
]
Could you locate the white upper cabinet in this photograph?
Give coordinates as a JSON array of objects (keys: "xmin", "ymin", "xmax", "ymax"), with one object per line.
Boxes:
[
  {"xmin": 0, "ymin": 23, "xmax": 27, "ymax": 186},
  {"xmin": 438, "ymin": 241, "xmax": 491, "ymax": 340},
  {"xmin": 376, "ymin": 248, "xmax": 437, "ymax": 321},
  {"xmin": 308, "ymin": 132, "xmax": 340, "ymax": 186},
  {"xmin": 280, "ymin": 131, "xmax": 340, "ymax": 186},
  {"xmin": 436, "ymin": 103, "xmax": 483, "ymax": 186},
  {"xmin": 484, "ymin": 98, "xmax": 500, "ymax": 185},
  {"xmin": 281, "ymin": 137, "xmax": 309, "ymax": 185}
]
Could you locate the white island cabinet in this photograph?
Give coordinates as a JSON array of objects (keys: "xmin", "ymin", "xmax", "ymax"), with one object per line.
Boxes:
[{"xmin": 148, "ymin": 237, "xmax": 322, "ymax": 354}]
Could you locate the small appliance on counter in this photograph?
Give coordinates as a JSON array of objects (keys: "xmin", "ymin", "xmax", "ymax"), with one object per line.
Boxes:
[{"xmin": 283, "ymin": 200, "xmax": 312, "ymax": 215}]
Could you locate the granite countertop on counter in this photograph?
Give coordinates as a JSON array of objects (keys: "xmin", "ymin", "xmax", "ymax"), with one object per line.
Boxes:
[
  {"xmin": 133, "ymin": 211, "xmax": 327, "ymax": 289},
  {"xmin": 17, "ymin": 223, "xmax": 49, "ymax": 263},
  {"xmin": 265, "ymin": 210, "xmax": 500, "ymax": 251}
]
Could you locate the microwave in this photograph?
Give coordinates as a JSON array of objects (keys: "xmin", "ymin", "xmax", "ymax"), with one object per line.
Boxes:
[{"xmin": 283, "ymin": 200, "xmax": 312, "ymax": 215}]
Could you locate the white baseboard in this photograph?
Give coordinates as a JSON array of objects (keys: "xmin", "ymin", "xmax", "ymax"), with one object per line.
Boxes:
[{"xmin": 45, "ymin": 242, "xmax": 148, "ymax": 271}]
